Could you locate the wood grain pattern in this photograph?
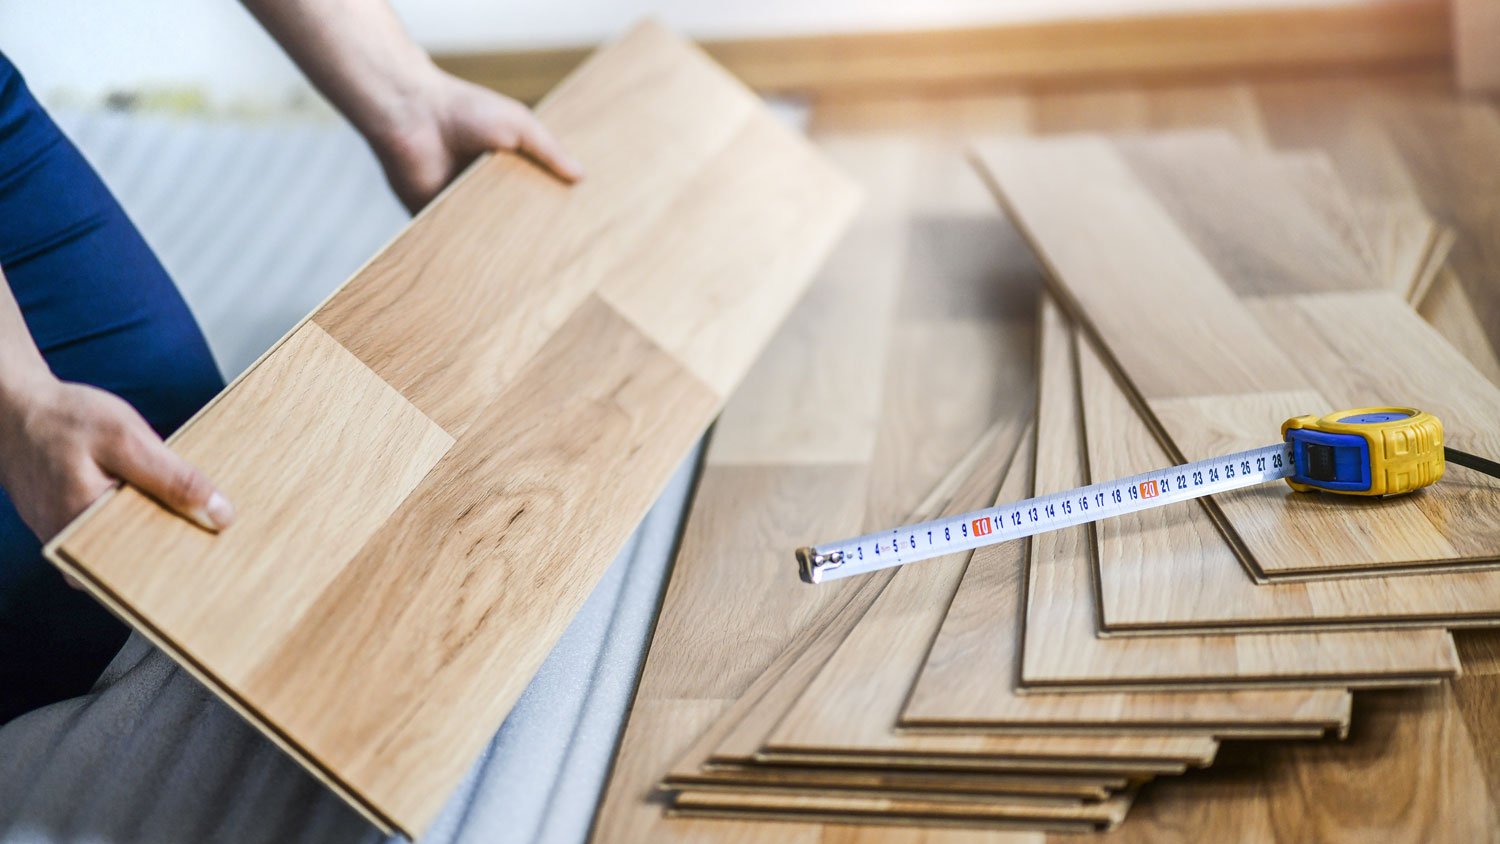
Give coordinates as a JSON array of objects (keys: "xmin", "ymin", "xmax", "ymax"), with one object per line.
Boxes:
[
  {"xmin": 974, "ymin": 135, "xmax": 1307, "ymax": 401},
  {"xmin": 969, "ymin": 302, "xmax": 1459, "ymax": 690},
  {"xmin": 1375, "ymin": 97, "xmax": 1500, "ymax": 377},
  {"xmin": 972, "ymin": 131, "xmax": 1500, "ymax": 578},
  {"xmin": 594, "ymin": 134, "xmax": 1219, "ymax": 843},
  {"xmin": 1253, "ymin": 78, "xmax": 1443, "ymax": 303},
  {"xmin": 1270, "ymin": 150, "xmax": 1382, "ymax": 279},
  {"xmin": 1084, "ymin": 318, "xmax": 1500, "ymax": 633},
  {"xmin": 1114, "ymin": 132, "xmax": 1377, "ymax": 296},
  {"xmin": 760, "ymin": 425, "xmax": 1218, "ymax": 769},
  {"xmin": 57, "ymin": 323, "xmax": 455, "ymax": 680},
  {"xmin": 906, "ymin": 300, "xmax": 1352, "ymax": 725},
  {"xmin": 664, "ymin": 766, "xmax": 1123, "ymax": 802},
  {"xmin": 1419, "ymin": 266, "xmax": 1500, "ymax": 385},
  {"xmin": 1073, "ymin": 686, "xmax": 1500, "ymax": 844},
  {"xmin": 707, "ymin": 139, "xmax": 919, "ymax": 466},
  {"xmin": 670, "ymin": 789, "xmax": 1133, "ymax": 832},
  {"xmin": 590, "ymin": 135, "xmax": 1020, "ymax": 844},
  {"xmin": 47, "ymin": 22, "xmax": 858, "ymax": 837}
]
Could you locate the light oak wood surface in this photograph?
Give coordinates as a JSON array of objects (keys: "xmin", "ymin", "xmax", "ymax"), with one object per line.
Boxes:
[
  {"xmin": 669, "ymin": 789, "xmax": 1134, "ymax": 832},
  {"xmin": 590, "ymin": 135, "xmax": 1034, "ymax": 844},
  {"xmin": 905, "ymin": 299, "xmax": 1358, "ymax": 724},
  {"xmin": 46, "ymin": 23, "xmax": 858, "ymax": 837},
  {"xmin": 972, "ymin": 131, "xmax": 1500, "ymax": 579},
  {"xmin": 592, "ymin": 135, "xmax": 1226, "ymax": 842},
  {"xmin": 664, "ymin": 766, "xmax": 1124, "ymax": 802},
  {"xmin": 1419, "ymin": 266, "xmax": 1500, "ymax": 385},
  {"xmin": 1268, "ymin": 151, "xmax": 1384, "ymax": 291},
  {"xmin": 1084, "ymin": 319, "xmax": 1500, "ymax": 633},
  {"xmin": 1373, "ymin": 97, "xmax": 1500, "ymax": 377},
  {"xmin": 691, "ymin": 204, "xmax": 1220, "ymax": 783},
  {"xmin": 757, "ymin": 425, "xmax": 1218, "ymax": 769},
  {"xmin": 922, "ymin": 301, "xmax": 1460, "ymax": 692},
  {"xmin": 623, "ymin": 71, "xmax": 1500, "ymax": 842}
]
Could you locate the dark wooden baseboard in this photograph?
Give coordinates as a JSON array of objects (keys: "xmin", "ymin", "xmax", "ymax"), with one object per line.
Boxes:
[{"xmin": 436, "ymin": 0, "xmax": 1451, "ymax": 102}]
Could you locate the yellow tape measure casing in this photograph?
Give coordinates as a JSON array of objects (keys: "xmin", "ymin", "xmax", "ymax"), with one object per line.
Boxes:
[{"xmin": 1281, "ymin": 407, "xmax": 1444, "ymax": 496}]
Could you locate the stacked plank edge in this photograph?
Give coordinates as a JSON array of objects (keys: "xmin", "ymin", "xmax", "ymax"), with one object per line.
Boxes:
[{"xmin": 593, "ymin": 64, "xmax": 1500, "ymax": 842}]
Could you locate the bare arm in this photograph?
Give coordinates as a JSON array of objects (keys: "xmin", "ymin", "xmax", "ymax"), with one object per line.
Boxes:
[
  {"xmin": 242, "ymin": 0, "xmax": 583, "ymax": 211},
  {"xmin": 0, "ymin": 268, "xmax": 233, "ymax": 540}
]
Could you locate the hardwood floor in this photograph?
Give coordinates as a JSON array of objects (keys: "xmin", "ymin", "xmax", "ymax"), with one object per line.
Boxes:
[{"xmin": 595, "ymin": 69, "xmax": 1500, "ymax": 842}]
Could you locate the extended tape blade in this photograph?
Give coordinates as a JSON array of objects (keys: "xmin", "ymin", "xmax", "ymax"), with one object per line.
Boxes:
[{"xmin": 797, "ymin": 441, "xmax": 1293, "ymax": 584}]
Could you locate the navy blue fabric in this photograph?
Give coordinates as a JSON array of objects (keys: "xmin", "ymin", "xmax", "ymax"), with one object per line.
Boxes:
[{"xmin": 0, "ymin": 54, "xmax": 224, "ymax": 723}]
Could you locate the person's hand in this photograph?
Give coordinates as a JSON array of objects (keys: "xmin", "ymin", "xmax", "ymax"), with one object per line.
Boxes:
[
  {"xmin": 368, "ymin": 67, "xmax": 584, "ymax": 213},
  {"xmin": 0, "ymin": 376, "xmax": 234, "ymax": 542}
]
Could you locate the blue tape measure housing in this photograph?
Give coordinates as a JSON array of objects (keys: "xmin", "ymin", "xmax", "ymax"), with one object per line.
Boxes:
[{"xmin": 1286, "ymin": 428, "xmax": 1372, "ymax": 492}]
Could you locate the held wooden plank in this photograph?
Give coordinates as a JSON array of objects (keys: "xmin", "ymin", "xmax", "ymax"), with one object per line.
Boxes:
[
  {"xmin": 957, "ymin": 302, "xmax": 1458, "ymax": 691},
  {"xmin": 47, "ymin": 22, "xmax": 859, "ymax": 837},
  {"xmin": 904, "ymin": 299, "xmax": 1354, "ymax": 727},
  {"xmin": 241, "ymin": 299, "xmax": 720, "ymax": 822},
  {"xmin": 315, "ymin": 21, "xmax": 759, "ymax": 433},
  {"xmin": 972, "ymin": 132, "xmax": 1500, "ymax": 578},
  {"xmin": 54, "ymin": 323, "xmax": 455, "ymax": 681}
]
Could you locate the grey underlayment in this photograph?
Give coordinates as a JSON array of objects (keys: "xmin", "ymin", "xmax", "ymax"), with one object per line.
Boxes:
[{"xmin": 0, "ymin": 109, "xmax": 704, "ymax": 843}]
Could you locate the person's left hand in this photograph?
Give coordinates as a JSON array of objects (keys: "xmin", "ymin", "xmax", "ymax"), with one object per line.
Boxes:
[{"xmin": 369, "ymin": 68, "xmax": 584, "ymax": 213}]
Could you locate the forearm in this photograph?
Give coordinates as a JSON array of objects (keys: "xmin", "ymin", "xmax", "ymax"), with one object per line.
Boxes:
[{"xmin": 240, "ymin": 0, "xmax": 436, "ymax": 148}]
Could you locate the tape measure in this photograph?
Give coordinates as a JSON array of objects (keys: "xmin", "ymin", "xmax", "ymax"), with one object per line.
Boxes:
[{"xmin": 797, "ymin": 406, "xmax": 1494, "ymax": 585}]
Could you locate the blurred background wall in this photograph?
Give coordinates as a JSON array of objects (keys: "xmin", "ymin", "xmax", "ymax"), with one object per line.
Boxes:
[{"xmin": 0, "ymin": 0, "xmax": 1391, "ymax": 107}]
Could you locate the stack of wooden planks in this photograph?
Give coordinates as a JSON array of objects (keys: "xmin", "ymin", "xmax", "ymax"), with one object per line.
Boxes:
[{"xmin": 592, "ymin": 75, "xmax": 1500, "ymax": 839}]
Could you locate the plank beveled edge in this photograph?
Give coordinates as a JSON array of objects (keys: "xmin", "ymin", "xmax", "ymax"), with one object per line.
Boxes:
[{"xmin": 42, "ymin": 548, "xmax": 399, "ymax": 835}]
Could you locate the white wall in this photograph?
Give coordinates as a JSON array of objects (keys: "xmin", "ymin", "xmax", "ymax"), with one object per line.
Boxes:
[{"xmin": 0, "ymin": 0, "xmax": 1376, "ymax": 106}]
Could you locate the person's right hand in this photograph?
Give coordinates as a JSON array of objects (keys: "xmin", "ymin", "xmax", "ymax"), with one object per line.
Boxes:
[{"xmin": 0, "ymin": 377, "xmax": 233, "ymax": 542}]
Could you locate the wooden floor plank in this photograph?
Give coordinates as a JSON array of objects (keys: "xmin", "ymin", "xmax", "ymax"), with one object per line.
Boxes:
[
  {"xmin": 1085, "ymin": 312, "xmax": 1500, "ymax": 632},
  {"xmin": 590, "ymin": 134, "xmax": 1027, "ymax": 844},
  {"xmin": 995, "ymin": 303, "xmax": 1459, "ymax": 690},
  {"xmin": 761, "ymin": 423, "xmax": 1218, "ymax": 768},
  {"xmin": 46, "ymin": 23, "xmax": 858, "ymax": 836},
  {"xmin": 972, "ymin": 131, "xmax": 1500, "ymax": 579},
  {"xmin": 903, "ymin": 298, "xmax": 1355, "ymax": 727},
  {"xmin": 1077, "ymin": 687, "xmax": 1500, "ymax": 843},
  {"xmin": 1373, "ymin": 97, "xmax": 1500, "ymax": 368},
  {"xmin": 671, "ymin": 789, "xmax": 1133, "ymax": 832}
]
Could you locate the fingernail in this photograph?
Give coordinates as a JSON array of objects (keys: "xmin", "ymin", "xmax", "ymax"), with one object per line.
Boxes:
[
  {"xmin": 192, "ymin": 492, "xmax": 235, "ymax": 532},
  {"xmin": 564, "ymin": 156, "xmax": 585, "ymax": 180}
]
